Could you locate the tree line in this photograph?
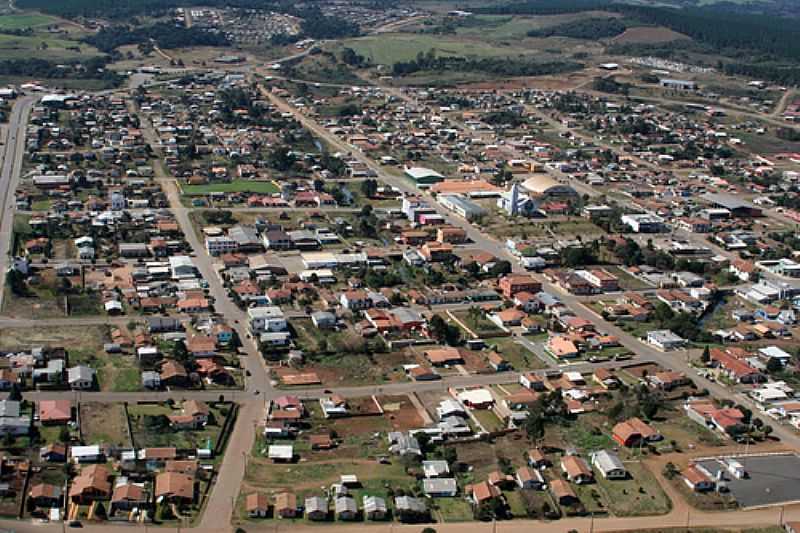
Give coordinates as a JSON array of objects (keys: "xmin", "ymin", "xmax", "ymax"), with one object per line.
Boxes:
[
  {"xmin": 527, "ymin": 16, "xmax": 626, "ymax": 40},
  {"xmin": 84, "ymin": 22, "xmax": 228, "ymax": 53},
  {"xmin": 392, "ymin": 50, "xmax": 581, "ymax": 77}
]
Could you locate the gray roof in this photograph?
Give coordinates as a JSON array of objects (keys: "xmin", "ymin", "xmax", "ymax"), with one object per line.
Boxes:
[
  {"xmin": 592, "ymin": 450, "xmax": 626, "ymax": 475},
  {"xmin": 228, "ymin": 224, "xmax": 260, "ymax": 246},
  {"xmin": 305, "ymin": 496, "xmax": 328, "ymax": 513},
  {"xmin": 362, "ymin": 495, "xmax": 387, "ymax": 513},
  {"xmin": 394, "ymin": 496, "xmax": 427, "ymax": 513},
  {"xmin": 423, "ymin": 478, "xmax": 457, "ymax": 495},
  {"xmin": 68, "ymin": 365, "xmax": 95, "ymax": 383},
  {"xmin": 0, "ymin": 400, "xmax": 20, "ymax": 418},
  {"xmin": 335, "ymin": 496, "xmax": 357, "ymax": 514},
  {"xmin": 702, "ymin": 193, "xmax": 754, "ymax": 211}
]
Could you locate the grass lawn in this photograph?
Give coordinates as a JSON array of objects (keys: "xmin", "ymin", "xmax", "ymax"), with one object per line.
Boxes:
[
  {"xmin": 434, "ymin": 497, "xmax": 473, "ymax": 522},
  {"xmin": 574, "ymin": 482, "xmax": 608, "ymax": 514},
  {"xmin": 650, "ymin": 412, "xmax": 725, "ymax": 449},
  {"xmin": 487, "ymin": 337, "xmax": 547, "ymax": 371},
  {"xmin": 472, "ymin": 409, "xmax": 505, "ymax": 433},
  {"xmin": 450, "ymin": 309, "xmax": 505, "ymax": 337},
  {"xmin": 128, "ymin": 402, "xmax": 229, "ymax": 449},
  {"xmin": 595, "ymin": 462, "xmax": 671, "ymax": 516},
  {"xmin": 181, "ymin": 179, "xmax": 279, "ymax": 195},
  {"xmin": 504, "ymin": 490, "xmax": 529, "ymax": 518},
  {"xmin": 558, "ymin": 417, "xmax": 615, "ymax": 454}
]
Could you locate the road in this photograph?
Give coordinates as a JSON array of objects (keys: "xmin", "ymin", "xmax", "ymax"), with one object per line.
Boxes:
[
  {"xmin": 136, "ymin": 106, "xmax": 272, "ymax": 530},
  {"xmin": 0, "ymin": 96, "xmax": 37, "ymax": 311},
  {"xmin": 0, "ymin": 498, "xmax": 797, "ymax": 533}
]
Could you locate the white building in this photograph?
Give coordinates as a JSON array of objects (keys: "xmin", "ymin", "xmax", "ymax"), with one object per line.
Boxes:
[{"xmin": 247, "ymin": 306, "xmax": 287, "ymax": 334}]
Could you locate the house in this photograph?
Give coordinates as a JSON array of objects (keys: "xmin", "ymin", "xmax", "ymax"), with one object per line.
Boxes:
[
  {"xmin": 424, "ymin": 347, "xmax": 463, "ymax": 366},
  {"xmin": 394, "ymin": 496, "xmax": 429, "ymax": 522},
  {"xmin": 549, "ymin": 478, "xmax": 579, "ymax": 506},
  {"xmin": 340, "ymin": 290, "xmax": 372, "ymax": 311},
  {"xmin": 268, "ymin": 445, "xmax": 294, "ymax": 462},
  {"xmin": 142, "ymin": 371, "xmax": 161, "ymax": 389},
  {"xmin": 685, "ymin": 399, "xmax": 745, "ymax": 435},
  {"xmin": 612, "ymin": 418, "xmax": 659, "ymax": 447},
  {"xmin": 516, "ymin": 466, "xmax": 545, "ymax": 489},
  {"xmin": 710, "ymin": 348, "xmax": 765, "ymax": 384},
  {"xmin": 67, "ymin": 365, "xmax": 95, "ymax": 390},
  {"xmin": 305, "ymin": 496, "xmax": 329, "ymax": 521},
  {"xmin": 363, "ymin": 495, "xmax": 388, "ymax": 521},
  {"xmin": 593, "ymin": 368, "xmax": 620, "ymax": 389},
  {"xmin": 274, "ymin": 492, "xmax": 297, "ymax": 518},
  {"xmin": 561, "ymin": 455, "xmax": 593, "ymax": 484},
  {"xmin": 40, "ymin": 443, "xmax": 67, "ymax": 463},
  {"xmin": 155, "ymin": 472, "xmax": 195, "ymax": 504},
  {"xmin": 29, "ymin": 483, "xmax": 62, "ymax": 509},
  {"xmin": 682, "ymin": 465, "xmax": 715, "ymax": 492},
  {"xmin": 311, "ymin": 311, "xmax": 337, "ymax": 329},
  {"xmin": 520, "ymin": 372, "xmax": 545, "ymax": 391},
  {"xmin": 71, "ymin": 445, "xmax": 104, "ymax": 463},
  {"xmin": 499, "ymin": 275, "xmax": 541, "ymax": 298},
  {"xmin": 111, "ymin": 483, "xmax": 149, "ymax": 512},
  {"xmin": 246, "ymin": 493, "xmax": 270, "ymax": 518},
  {"xmin": 527, "ymin": 448, "xmax": 549, "ymax": 469},
  {"xmin": 388, "ymin": 432, "xmax": 422, "ymax": 456},
  {"xmin": 591, "ymin": 450, "xmax": 627, "ymax": 479},
  {"xmin": 335, "ymin": 495, "xmax": 358, "ymax": 520},
  {"xmin": 422, "ymin": 460, "xmax": 450, "ymax": 478},
  {"xmin": 69, "ymin": 465, "xmax": 111, "ymax": 504},
  {"xmin": 39, "ymin": 400, "xmax": 72, "ymax": 425},
  {"xmin": 650, "ymin": 371, "xmax": 690, "ymax": 390},
  {"xmin": 423, "ymin": 478, "xmax": 458, "ymax": 497},
  {"xmin": 546, "ymin": 335, "xmax": 580, "ymax": 359},
  {"xmin": 160, "ymin": 361, "xmax": 189, "ymax": 387},
  {"xmin": 646, "ymin": 330, "xmax": 687, "ymax": 351}
]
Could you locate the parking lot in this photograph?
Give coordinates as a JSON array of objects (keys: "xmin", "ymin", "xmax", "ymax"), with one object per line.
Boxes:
[{"xmin": 697, "ymin": 454, "xmax": 800, "ymax": 508}]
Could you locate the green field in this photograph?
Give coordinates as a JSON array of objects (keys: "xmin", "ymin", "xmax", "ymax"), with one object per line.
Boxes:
[
  {"xmin": 342, "ymin": 33, "xmax": 537, "ymax": 65},
  {"xmin": 0, "ymin": 13, "xmax": 56, "ymax": 29},
  {"xmin": 0, "ymin": 33, "xmax": 101, "ymax": 60},
  {"xmin": 181, "ymin": 179, "xmax": 279, "ymax": 195}
]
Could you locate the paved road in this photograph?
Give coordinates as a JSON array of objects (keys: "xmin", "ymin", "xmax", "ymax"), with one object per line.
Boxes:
[{"xmin": 0, "ymin": 96, "xmax": 36, "ymax": 311}]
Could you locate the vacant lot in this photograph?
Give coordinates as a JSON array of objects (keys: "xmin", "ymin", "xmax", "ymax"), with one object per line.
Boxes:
[
  {"xmin": 596, "ymin": 462, "xmax": 672, "ymax": 516},
  {"xmin": 0, "ymin": 324, "xmax": 107, "ymax": 354},
  {"xmin": 181, "ymin": 179, "xmax": 279, "ymax": 195},
  {"xmin": 128, "ymin": 401, "xmax": 230, "ymax": 449},
  {"xmin": 79, "ymin": 402, "xmax": 130, "ymax": 447}
]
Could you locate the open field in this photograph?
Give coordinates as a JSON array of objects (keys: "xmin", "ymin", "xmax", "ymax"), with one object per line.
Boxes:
[
  {"xmin": 610, "ymin": 26, "xmax": 691, "ymax": 44},
  {"xmin": 128, "ymin": 401, "xmax": 230, "ymax": 449},
  {"xmin": 0, "ymin": 324, "xmax": 107, "ymax": 355},
  {"xmin": 181, "ymin": 179, "xmax": 280, "ymax": 195},
  {"xmin": 0, "ymin": 13, "xmax": 57, "ymax": 29},
  {"xmin": 79, "ymin": 402, "xmax": 130, "ymax": 447},
  {"xmin": 342, "ymin": 33, "xmax": 539, "ymax": 65},
  {"xmin": 0, "ymin": 33, "xmax": 102, "ymax": 61},
  {"xmin": 596, "ymin": 462, "xmax": 672, "ymax": 516}
]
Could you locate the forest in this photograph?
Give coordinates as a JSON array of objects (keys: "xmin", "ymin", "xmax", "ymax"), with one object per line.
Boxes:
[
  {"xmin": 527, "ymin": 17, "xmax": 627, "ymax": 39},
  {"xmin": 392, "ymin": 50, "xmax": 581, "ymax": 77},
  {"xmin": 0, "ymin": 57, "xmax": 122, "ymax": 85},
  {"xmin": 85, "ymin": 23, "xmax": 229, "ymax": 53}
]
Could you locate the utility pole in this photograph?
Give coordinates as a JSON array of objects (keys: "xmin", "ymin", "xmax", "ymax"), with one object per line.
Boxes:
[{"xmin": 590, "ymin": 512, "xmax": 594, "ymax": 533}]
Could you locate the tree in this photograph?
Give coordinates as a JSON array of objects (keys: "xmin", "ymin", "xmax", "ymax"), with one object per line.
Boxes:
[
  {"xmin": 524, "ymin": 411, "xmax": 545, "ymax": 441},
  {"xmin": 360, "ymin": 178, "xmax": 378, "ymax": 198},
  {"xmin": 172, "ymin": 340, "xmax": 189, "ymax": 364},
  {"xmin": 766, "ymin": 357, "xmax": 783, "ymax": 373},
  {"xmin": 58, "ymin": 426, "xmax": 71, "ymax": 443},
  {"xmin": 701, "ymin": 345, "xmax": 711, "ymax": 365},
  {"xmin": 6, "ymin": 270, "xmax": 27, "ymax": 296},
  {"xmin": 7, "ymin": 384, "xmax": 21, "ymax": 402}
]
